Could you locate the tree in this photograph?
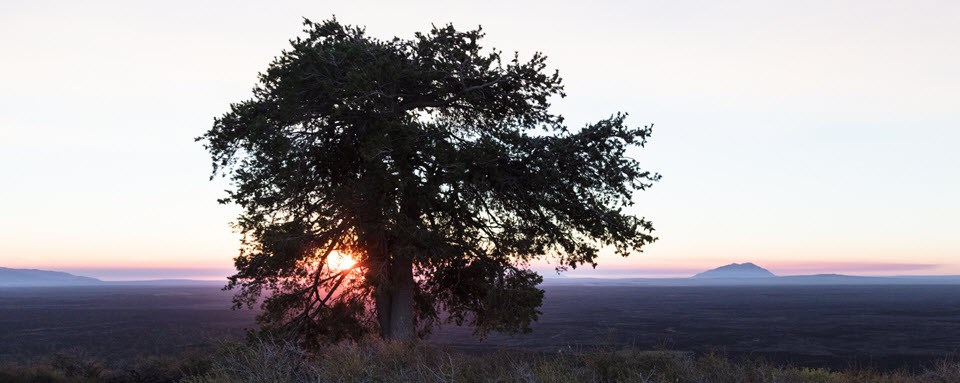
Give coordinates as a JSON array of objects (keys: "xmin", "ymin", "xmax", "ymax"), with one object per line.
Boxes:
[{"xmin": 199, "ymin": 18, "xmax": 659, "ymax": 345}]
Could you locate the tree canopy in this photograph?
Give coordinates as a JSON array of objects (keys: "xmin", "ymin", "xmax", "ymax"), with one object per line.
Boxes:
[{"xmin": 199, "ymin": 18, "xmax": 659, "ymax": 345}]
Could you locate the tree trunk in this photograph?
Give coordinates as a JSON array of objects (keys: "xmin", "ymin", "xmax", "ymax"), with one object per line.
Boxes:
[
  {"xmin": 368, "ymin": 229, "xmax": 397, "ymax": 339},
  {"xmin": 387, "ymin": 255, "xmax": 416, "ymax": 341},
  {"xmin": 377, "ymin": 149, "xmax": 418, "ymax": 341},
  {"xmin": 372, "ymin": 252, "xmax": 416, "ymax": 341},
  {"xmin": 374, "ymin": 285, "xmax": 392, "ymax": 339},
  {"xmin": 373, "ymin": 256, "xmax": 415, "ymax": 341}
]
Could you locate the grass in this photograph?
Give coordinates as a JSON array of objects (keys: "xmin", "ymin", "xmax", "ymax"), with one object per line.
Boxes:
[
  {"xmin": 0, "ymin": 349, "xmax": 211, "ymax": 383},
  {"xmin": 2, "ymin": 337, "xmax": 960, "ymax": 383}
]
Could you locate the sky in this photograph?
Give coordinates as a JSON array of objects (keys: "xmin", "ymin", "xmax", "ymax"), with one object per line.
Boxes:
[{"xmin": 1, "ymin": 0, "xmax": 958, "ymax": 280}]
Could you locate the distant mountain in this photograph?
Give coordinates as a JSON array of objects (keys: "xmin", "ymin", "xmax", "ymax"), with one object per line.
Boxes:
[
  {"xmin": 0, "ymin": 267, "xmax": 103, "ymax": 287},
  {"xmin": 693, "ymin": 262, "xmax": 776, "ymax": 278},
  {"xmin": 105, "ymin": 279, "xmax": 224, "ymax": 286},
  {"xmin": 545, "ymin": 274, "xmax": 960, "ymax": 286}
]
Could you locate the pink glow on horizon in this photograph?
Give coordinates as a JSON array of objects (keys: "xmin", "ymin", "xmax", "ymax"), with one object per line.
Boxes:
[
  {"xmin": 764, "ymin": 262, "xmax": 943, "ymax": 275},
  {"xmin": 8, "ymin": 260, "xmax": 956, "ymax": 281},
  {"xmin": 56, "ymin": 267, "xmax": 235, "ymax": 281},
  {"xmin": 548, "ymin": 261, "xmax": 952, "ymax": 278}
]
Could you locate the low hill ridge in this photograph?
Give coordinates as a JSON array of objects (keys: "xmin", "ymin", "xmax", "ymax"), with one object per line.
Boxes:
[
  {"xmin": 0, "ymin": 267, "xmax": 103, "ymax": 286},
  {"xmin": 693, "ymin": 262, "xmax": 777, "ymax": 278}
]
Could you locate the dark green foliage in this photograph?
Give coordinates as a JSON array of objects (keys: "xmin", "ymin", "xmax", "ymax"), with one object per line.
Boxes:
[{"xmin": 198, "ymin": 17, "xmax": 659, "ymax": 345}]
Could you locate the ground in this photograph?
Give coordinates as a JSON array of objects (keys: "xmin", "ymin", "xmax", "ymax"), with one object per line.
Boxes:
[{"xmin": 2, "ymin": 284, "xmax": 959, "ymax": 371}]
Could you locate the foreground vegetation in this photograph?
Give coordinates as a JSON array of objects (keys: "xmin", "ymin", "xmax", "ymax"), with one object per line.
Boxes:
[{"xmin": 2, "ymin": 338, "xmax": 959, "ymax": 383}]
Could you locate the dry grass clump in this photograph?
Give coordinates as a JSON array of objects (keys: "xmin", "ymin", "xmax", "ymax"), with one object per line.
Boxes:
[
  {"xmin": 182, "ymin": 337, "xmax": 960, "ymax": 383},
  {"xmin": 0, "ymin": 349, "xmax": 211, "ymax": 383},
  {"xmin": 3, "ymin": 338, "xmax": 960, "ymax": 383}
]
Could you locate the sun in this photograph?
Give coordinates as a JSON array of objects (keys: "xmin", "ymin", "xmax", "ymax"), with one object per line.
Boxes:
[{"xmin": 327, "ymin": 250, "xmax": 357, "ymax": 271}]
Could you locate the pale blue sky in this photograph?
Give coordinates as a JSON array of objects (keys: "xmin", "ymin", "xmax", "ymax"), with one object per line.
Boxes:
[{"xmin": 1, "ymin": 0, "xmax": 958, "ymax": 280}]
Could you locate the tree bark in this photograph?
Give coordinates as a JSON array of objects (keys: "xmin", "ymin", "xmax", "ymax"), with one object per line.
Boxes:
[
  {"xmin": 381, "ymin": 148, "xmax": 419, "ymax": 341},
  {"xmin": 367, "ymin": 228, "xmax": 395, "ymax": 339},
  {"xmin": 374, "ymin": 285, "xmax": 392, "ymax": 339},
  {"xmin": 373, "ymin": 256, "xmax": 415, "ymax": 341},
  {"xmin": 387, "ymin": 255, "xmax": 416, "ymax": 341}
]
